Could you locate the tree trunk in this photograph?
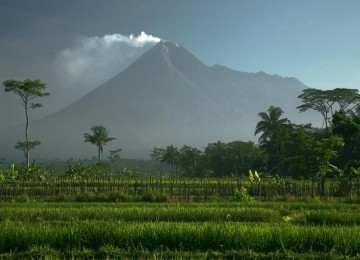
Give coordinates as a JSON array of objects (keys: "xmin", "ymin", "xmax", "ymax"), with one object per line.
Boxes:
[{"xmin": 25, "ymin": 102, "xmax": 30, "ymax": 168}]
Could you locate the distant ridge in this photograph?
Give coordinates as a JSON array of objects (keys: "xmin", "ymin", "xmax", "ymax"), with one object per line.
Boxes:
[{"xmin": 0, "ymin": 41, "xmax": 318, "ymax": 160}]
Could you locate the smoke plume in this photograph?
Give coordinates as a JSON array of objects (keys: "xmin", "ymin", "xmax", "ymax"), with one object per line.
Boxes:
[{"xmin": 53, "ymin": 32, "xmax": 161, "ymax": 94}]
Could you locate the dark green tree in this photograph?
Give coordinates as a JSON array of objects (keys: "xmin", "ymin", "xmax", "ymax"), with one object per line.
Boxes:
[
  {"xmin": 278, "ymin": 124, "xmax": 318, "ymax": 178},
  {"xmin": 298, "ymin": 88, "xmax": 335, "ymax": 131},
  {"xmin": 297, "ymin": 88, "xmax": 360, "ymax": 131},
  {"xmin": 15, "ymin": 141, "xmax": 41, "ymax": 161},
  {"xmin": 204, "ymin": 141, "xmax": 230, "ymax": 177},
  {"xmin": 203, "ymin": 141, "xmax": 264, "ymax": 177},
  {"xmin": 314, "ymin": 135, "xmax": 344, "ymax": 195},
  {"xmin": 3, "ymin": 79, "xmax": 50, "ymax": 167},
  {"xmin": 331, "ymin": 88, "xmax": 360, "ymax": 112},
  {"xmin": 108, "ymin": 148, "xmax": 122, "ymax": 169},
  {"xmin": 179, "ymin": 145, "xmax": 202, "ymax": 177},
  {"xmin": 84, "ymin": 125, "xmax": 116, "ymax": 161},
  {"xmin": 332, "ymin": 110, "xmax": 360, "ymax": 165},
  {"xmin": 150, "ymin": 147, "xmax": 166, "ymax": 162},
  {"xmin": 161, "ymin": 145, "xmax": 179, "ymax": 174},
  {"xmin": 255, "ymin": 106, "xmax": 289, "ymax": 146},
  {"xmin": 255, "ymin": 106, "xmax": 290, "ymax": 170},
  {"xmin": 226, "ymin": 141, "xmax": 263, "ymax": 176}
]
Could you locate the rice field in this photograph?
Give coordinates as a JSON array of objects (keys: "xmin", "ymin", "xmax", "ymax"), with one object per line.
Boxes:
[{"xmin": 0, "ymin": 202, "xmax": 359, "ymax": 258}]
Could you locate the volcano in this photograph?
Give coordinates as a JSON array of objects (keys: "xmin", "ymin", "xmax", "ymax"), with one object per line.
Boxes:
[{"xmin": 0, "ymin": 42, "xmax": 316, "ymax": 160}]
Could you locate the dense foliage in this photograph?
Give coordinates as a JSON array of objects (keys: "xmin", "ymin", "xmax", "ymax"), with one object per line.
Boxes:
[{"xmin": 150, "ymin": 88, "xmax": 360, "ymax": 180}]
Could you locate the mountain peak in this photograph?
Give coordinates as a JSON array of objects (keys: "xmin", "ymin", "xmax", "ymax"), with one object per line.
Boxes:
[
  {"xmin": 151, "ymin": 41, "xmax": 196, "ymax": 59},
  {"xmin": 150, "ymin": 41, "xmax": 184, "ymax": 55},
  {"xmin": 158, "ymin": 41, "xmax": 181, "ymax": 48},
  {"xmin": 156, "ymin": 41, "xmax": 182, "ymax": 49},
  {"xmin": 0, "ymin": 40, "xmax": 313, "ymax": 160},
  {"xmin": 136, "ymin": 41, "xmax": 209, "ymax": 77}
]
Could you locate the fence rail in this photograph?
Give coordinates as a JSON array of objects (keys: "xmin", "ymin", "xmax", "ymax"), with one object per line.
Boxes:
[{"xmin": 0, "ymin": 177, "xmax": 359, "ymax": 202}]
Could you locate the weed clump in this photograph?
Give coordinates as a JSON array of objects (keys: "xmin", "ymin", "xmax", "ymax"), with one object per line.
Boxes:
[{"xmin": 233, "ymin": 187, "xmax": 254, "ymax": 202}]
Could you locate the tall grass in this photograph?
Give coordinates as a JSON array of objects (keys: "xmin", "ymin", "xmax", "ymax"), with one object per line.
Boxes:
[
  {"xmin": 0, "ymin": 221, "xmax": 359, "ymax": 255},
  {"xmin": 0, "ymin": 202, "xmax": 359, "ymax": 257},
  {"xmin": 0, "ymin": 206, "xmax": 281, "ymax": 223},
  {"xmin": 0, "ymin": 202, "xmax": 359, "ymax": 225}
]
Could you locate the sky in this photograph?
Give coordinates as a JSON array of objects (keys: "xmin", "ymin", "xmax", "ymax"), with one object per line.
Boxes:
[{"xmin": 1, "ymin": 0, "xmax": 360, "ymax": 127}]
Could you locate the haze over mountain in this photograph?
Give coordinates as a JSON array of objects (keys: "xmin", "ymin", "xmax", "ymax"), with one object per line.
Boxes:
[
  {"xmin": 0, "ymin": 42, "xmax": 319, "ymax": 160},
  {"xmin": 0, "ymin": 32, "xmax": 160, "ymax": 129}
]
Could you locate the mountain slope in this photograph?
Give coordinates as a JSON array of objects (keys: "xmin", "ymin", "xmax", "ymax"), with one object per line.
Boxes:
[{"xmin": 0, "ymin": 42, "xmax": 317, "ymax": 160}]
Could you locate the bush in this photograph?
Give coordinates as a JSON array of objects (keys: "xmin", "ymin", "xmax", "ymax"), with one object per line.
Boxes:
[
  {"xmin": 141, "ymin": 191, "xmax": 170, "ymax": 202},
  {"xmin": 75, "ymin": 191, "xmax": 97, "ymax": 202},
  {"xmin": 233, "ymin": 187, "xmax": 254, "ymax": 202},
  {"xmin": 108, "ymin": 191, "xmax": 132, "ymax": 202}
]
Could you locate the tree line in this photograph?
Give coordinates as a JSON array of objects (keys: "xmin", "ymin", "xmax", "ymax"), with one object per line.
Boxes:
[
  {"xmin": 3, "ymin": 79, "xmax": 360, "ymax": 180},
  {"xmin": 151, "ymin": 88, "xmax": 360, "ymax": 179}
]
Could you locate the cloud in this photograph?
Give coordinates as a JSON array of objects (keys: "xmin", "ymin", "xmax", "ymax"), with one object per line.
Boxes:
[{"xmin": 52, "ymin": 32, "xmax": 161, "ymax": 94}]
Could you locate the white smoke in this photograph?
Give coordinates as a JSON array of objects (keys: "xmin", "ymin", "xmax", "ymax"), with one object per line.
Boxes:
[
  {"xmin": 53, "ymin": 31, "xmax": 161, "ymax": 94},
  {"xmin": 103, "ymin": 31, "xmax": 161, "ymax": 47}
]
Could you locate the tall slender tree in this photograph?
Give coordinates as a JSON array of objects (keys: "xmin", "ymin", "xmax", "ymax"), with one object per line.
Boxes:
[
  {"xmin": 179, "ymin": 145, "xmax": 201, "ymax": 177},
  {"xmin": 204, "ymin": 141, "xmax": 229, "ymax": 177},
  {"xmin": 161, "ymin": 145, "xmax": 179, "ymax": 174},
  {"xmin": 149, "ymin": 147, "xmax": 166, "ymax": 161},
  {"xmin": 255, "ymin": 106, "xmax": 289, "ymax": 169},
  {"xmin": 3, "ymin": 79, "xmax": 49, "ymax": 167},
  {"xmin": 84, "ymin": 125, "xmax": 116, "ymax": 161}
]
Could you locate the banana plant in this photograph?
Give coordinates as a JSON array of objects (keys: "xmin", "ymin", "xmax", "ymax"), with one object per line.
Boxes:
[
  {"xmin": 2, "ymin": 164, "xmax": 20, "ymax": 185},
  {"xmin": 326, "ymin": 163, "xmax": 345, "ymax": 179},
  {"xmin": 0, "ymin": 169, "xmax": 5, "ymax": 184},
  {"xmin": 326, "ymin": 163, "xmax": 359, "ymax": 196}
]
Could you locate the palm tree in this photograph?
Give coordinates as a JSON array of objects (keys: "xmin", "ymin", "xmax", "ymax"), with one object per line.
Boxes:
[
  {"xmin": 84, "ymin": 125, "xmax": 116, "ymax": 161},
  {"xmin": 254, "ymin": 106, "xmax": 289, "ymax": 155}
]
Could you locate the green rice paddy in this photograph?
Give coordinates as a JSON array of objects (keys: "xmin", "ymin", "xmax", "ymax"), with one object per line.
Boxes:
[{"xmin": 0, "ymin": 202, "xmax": 359, "ymax": 258}]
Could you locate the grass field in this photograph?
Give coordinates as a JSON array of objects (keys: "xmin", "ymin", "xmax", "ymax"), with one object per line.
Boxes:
[{"xmin": 0, "ymin": 201, "xmax": 359, "ymax": 258}]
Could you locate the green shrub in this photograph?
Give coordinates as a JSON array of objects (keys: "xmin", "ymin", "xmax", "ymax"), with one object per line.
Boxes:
[
  {"xmin": 233, "ymin": 187, "xmax": 254, "ymax": 202},
  {"xmin": 108, "ymin": 191, "xmax": 132, "ymax": 202},
  {"xmin": 75, "ymin": 191, "xmax": 96, "ymax": 202},
  {"xmin": 141, "ymin": 191, "xmax": 170, "ymax": 202}
]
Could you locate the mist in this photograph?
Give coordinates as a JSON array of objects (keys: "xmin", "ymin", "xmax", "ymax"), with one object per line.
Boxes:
[
  {"xmin": 52, "ymin": 31, "xmax": 161, "ymax": 96},
  {"xmin": 0, "ymin": 32, "xmax": 161, "ymax": 129}
]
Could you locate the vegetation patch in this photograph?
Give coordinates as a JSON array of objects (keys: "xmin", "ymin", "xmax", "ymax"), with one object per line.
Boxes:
[{"xmin": 0, "ymin": 202, "xmax": 359, "ymax": 258}]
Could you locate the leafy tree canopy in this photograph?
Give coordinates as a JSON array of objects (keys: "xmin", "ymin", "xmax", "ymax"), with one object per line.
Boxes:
[
  {"xmin": 2, "ymin": 79, "xmax": 49, "ymax": 168},
  {"xmin": 297, "ymin": 88, "xmax": 360, "ymax": 131},
  {"xmin": 3, "ymin": 79, "xmax": 49, "ymax": 108},
  {"xmin": 15, "ymin": 141, "xmax": 41, "ymax": 159}
]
